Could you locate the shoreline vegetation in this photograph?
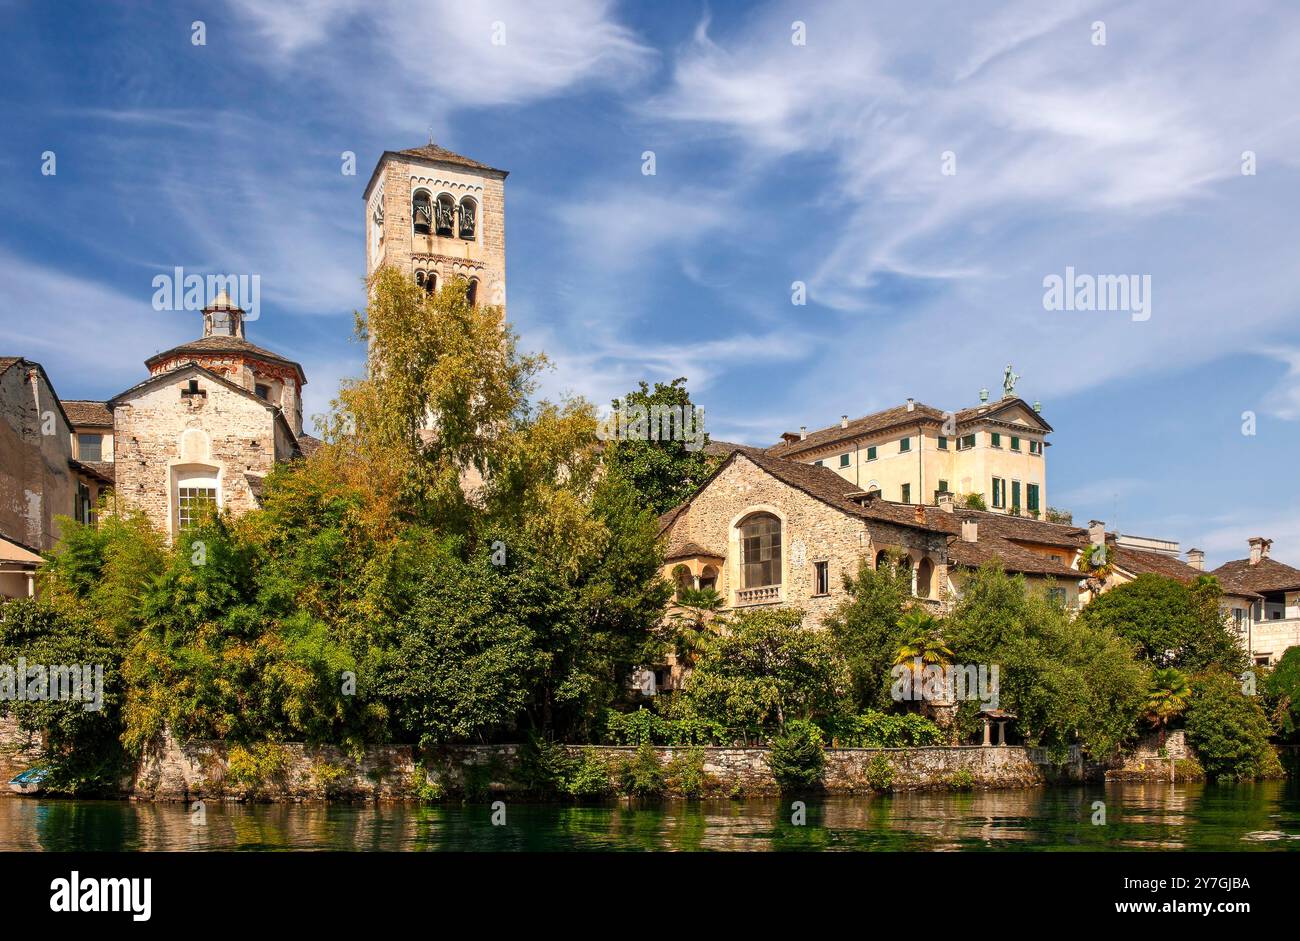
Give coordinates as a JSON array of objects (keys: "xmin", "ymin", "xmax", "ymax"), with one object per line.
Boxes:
[{"xmin": 2, "ymin": 271, "xmax": 1297, "ymax": 801}]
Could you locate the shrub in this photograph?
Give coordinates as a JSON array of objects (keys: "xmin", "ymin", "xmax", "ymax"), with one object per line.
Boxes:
[
  {"xmin": 515, "ymin": 733, "xmax": 574, "ymax": 797},
  {"xmin": 225, "ymin": 743, "xmax": 292, "ymax": 796},
  {"xmin": 566, "ymin": 751, "xmax": 613, "ymax": 800},
  {"xmin": 822, "ymin": 711, "xmax": 945, "ymax": 748},
  {"xmin": 666, "ymin": 746, "xmax": 710, "ymax": 798},
  {"xmin": 309, "ymin": 758, "xmax": 351, "ymax": 798},
  {"xmin": 946, "ymin": 768, "xmax": 974, "ymax": 790},
  {"xmin": 616, "ymin": 742, "xmax": 666, "ymax": 798},
  {"xmin": 865, "ymin": 754, "xmax": 895, "ymax": 792},
  {"xmin": 768, "ymin": 720, "xmax": 826, "ymax": 792}
]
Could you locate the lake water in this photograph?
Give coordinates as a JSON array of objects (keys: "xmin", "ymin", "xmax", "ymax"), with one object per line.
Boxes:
[{"xmin": 3, "ymin": 781, "xmax": 1300, "ymax": 851}]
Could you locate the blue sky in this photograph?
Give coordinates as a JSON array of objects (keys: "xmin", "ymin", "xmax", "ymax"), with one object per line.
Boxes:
[{"xmin": 2, "ymin": 0, "xmax": 1299, "ymax": 567}]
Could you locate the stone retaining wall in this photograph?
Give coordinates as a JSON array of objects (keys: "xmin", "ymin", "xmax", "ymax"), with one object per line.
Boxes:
[{"xmin": 122, "ymin": 731, "xmax": 1084, "ymax": 801}]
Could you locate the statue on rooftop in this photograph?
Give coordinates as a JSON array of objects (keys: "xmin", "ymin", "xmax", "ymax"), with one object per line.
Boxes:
[{"xmin": 1002, "ymin": 363, "xmax": 1019, "ymax": 398}]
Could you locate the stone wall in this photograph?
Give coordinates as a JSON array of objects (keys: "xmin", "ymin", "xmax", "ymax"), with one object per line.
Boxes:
[
  {"xmin": 115, "ymin": 731, "xmax": 1082, "ymax": 802},
  {"xmin": 0, "ymin": 362, "xmax": 75, "ymax": 551}
]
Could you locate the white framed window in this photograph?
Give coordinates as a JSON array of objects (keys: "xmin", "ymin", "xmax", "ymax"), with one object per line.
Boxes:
[{"xmin": 174, "ymin": 467, "xmax": 219, "ymax": 532}]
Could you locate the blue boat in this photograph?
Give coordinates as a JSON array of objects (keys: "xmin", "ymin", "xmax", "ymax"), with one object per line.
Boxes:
[{"xmin": 7, "ymin": 768, "xmax": 48, "ymax": 795}]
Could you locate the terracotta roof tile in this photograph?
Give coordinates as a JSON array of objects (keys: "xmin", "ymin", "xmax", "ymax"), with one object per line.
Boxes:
[{"xmin": 62, "ymin": 400, "xmax": 113, "ymax": 427}]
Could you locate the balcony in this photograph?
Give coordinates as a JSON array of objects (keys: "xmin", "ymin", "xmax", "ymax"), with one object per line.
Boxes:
[{"xmin": 734, "ymin": 585, "xmax": 780, "ymax": 606}]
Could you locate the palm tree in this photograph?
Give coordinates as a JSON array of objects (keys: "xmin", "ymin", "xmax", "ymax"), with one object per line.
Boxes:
[
  {"xmin": 893, "ymin": 608, "xmax": 953, "ymax": 707},
  {"xmin": 665, "ymin": 585, "xmax": 725, "ymax": 671},
  {"xmin": 1143, "ymin": 667, "xmax": 1191, "ymax": 746}
]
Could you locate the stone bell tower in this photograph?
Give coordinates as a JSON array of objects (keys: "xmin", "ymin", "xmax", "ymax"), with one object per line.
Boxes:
[{"xmin": 362, "ymin": 143, "xmax": 507, "ymax": 311}]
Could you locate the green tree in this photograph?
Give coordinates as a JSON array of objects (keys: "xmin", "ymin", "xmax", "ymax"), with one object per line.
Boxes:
[
  {"xmin": 825, "ymin": 556, "xmax": 913, "ymax": 710},
  {"xmin": 1184, "ymin": 671, "xmax": 1280, "ymax": 781},
  {"xmin": 945, "ymin": 564, "xmax": 1147, "ymax": 760},
  {"xmin": 602, "ymin": 378, "xmax": 716, "ymax": 515},
  {"xmin": 1079, "ymin": 574, "xmax": 1246, "ymax": 674},
  {"xmin": 1262, "ymin": 646, "xmax": 1300, "ymax": 741},
  {"xmin": 678, "ymin": 608, "xmax": 848, "ymax": 742},
  {"xmin": 0, "ymin": 598, "xmax": 127, "ymax": 793}
]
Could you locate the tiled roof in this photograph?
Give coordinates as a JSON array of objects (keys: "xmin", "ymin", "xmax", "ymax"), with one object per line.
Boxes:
[
  {"xmin": 0, "ymin": 356, "xmax": 22, "ymax": 377},
  {"xmin": 297, "ymin": 433, "xmax": 324, "ymax": 458},
  {"xmin": 1111, "ymin": 546, "xmax": 1226, "ymax": 587},
  {"xmin": 145, "ymin": 336, "xmax": 305, "ymax": 381},
  {"xmin": 767, "ymin": 397, "xmax": 1051, "ymax": 458},
  {"xmin": 396, "ymin": 143, "xmax": 506, "ymax": 175},
  {"xmin": 1210, "ymin": 557, "xmax": 1300, "ymax": 595},
  {"xmin": 702, "ymin": 439, "xmax": 764, "ymax": 458},
  {"xmin": 665, "ymin": 540, "xmax": 723, "ymax": 561},
  {"xmin": 70, "ymin": 459, "xmax": 114, "ymax": 485},
  {"xmin": 62, "ymin": 400, "xmax": 113, "ymax": 427}
]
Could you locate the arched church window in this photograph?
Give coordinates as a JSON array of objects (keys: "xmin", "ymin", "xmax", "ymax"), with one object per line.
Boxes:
[
  {"xmin": 467, "ymin": 277, "xmax": 479, "ymax": 306},
  {"xmin": 458, "ymin": 197, "xmax": 477, "ymax": 240},
  {"xmin": 739, "ymin": 513, "xmax": 781, "ymax": 589},
  {"xmin": 412, "ymin": 190, "xmax": 432, "ymax": 235},
  {"xmin": 415, "ymin": 270, "xmax": 426, "ymax": 289},
  {"xmin": 435, "ymin": 194, "xmax": 456, "ymax": 236},
  {"xmin": 425, "ymin": 271, "xmax": 437, "ymax": 295}
]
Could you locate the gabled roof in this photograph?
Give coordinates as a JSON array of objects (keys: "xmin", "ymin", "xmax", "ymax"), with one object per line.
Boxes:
[
  {"xmin": 145, "ymin": 335, "xmax": 306, "ymax": 384},
  {"xmin": 0, "ymin": 357, "xmax": 75, "ymax": 434},
  {"xmin": 767, "ymin": 396, "xmax": 1050, "ymax": 458},
  {"xmin": 62, "ymin": 399, "xmax": 113, "ymax": 427},
  {"xmin": 109, "ymin": 363, "xmax": 301, "ymax": 450},
  {"xmin": 1109, "ymin": 545, "xmax": 1249, "ymax": 592},
  {"xmin": 1210, "ymin": 557, "xmax": 1300, "ymax": 595}
]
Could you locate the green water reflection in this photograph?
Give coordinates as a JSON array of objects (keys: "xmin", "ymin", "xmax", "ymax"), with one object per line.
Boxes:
[{"xmin": 3, "ymin": 780, "xmax": 1299, "ymax": 851}]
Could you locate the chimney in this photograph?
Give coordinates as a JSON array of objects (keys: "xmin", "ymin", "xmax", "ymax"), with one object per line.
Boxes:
[
  {"xmin": 1186, "ymin": 548, "xmax": 1204, "ymax": 571},
  {"xmin": 961, "ymin": 518, "xmax": 978, "ymax": 543},
  {"xmin": 840, "ymin": 415, "xmax": 848, "ymax": 429},
  {"xmin": 799, "ymin": 426, "xmax": 807, "ymax": 440},
  {"xmin": 1248, "ymin": 537, "xmax": 1272, "ymax": 565},
  {"xmin": 937, "ymin": 492, "xmax": 955, "ymax": 514},
  {"xmin": 914, "ymin": 504, "xmax": 926, "ymax": 524},
  {"xmin": 906, "ymin": 398, "xmax": 915, "ymax": 412},
  {"xmin": 1088, "ymin": 520, "xmax": 1106, "ymax": 547}
]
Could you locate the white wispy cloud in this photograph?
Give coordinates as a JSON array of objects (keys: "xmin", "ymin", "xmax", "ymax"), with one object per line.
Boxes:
[
  {"xmin": 641, "ymin": 0, "xmax": 1300, "ymax": 415},
  {"xmin": 226, "ymin": 0, "xmax": 656, "ymax": 112}
]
